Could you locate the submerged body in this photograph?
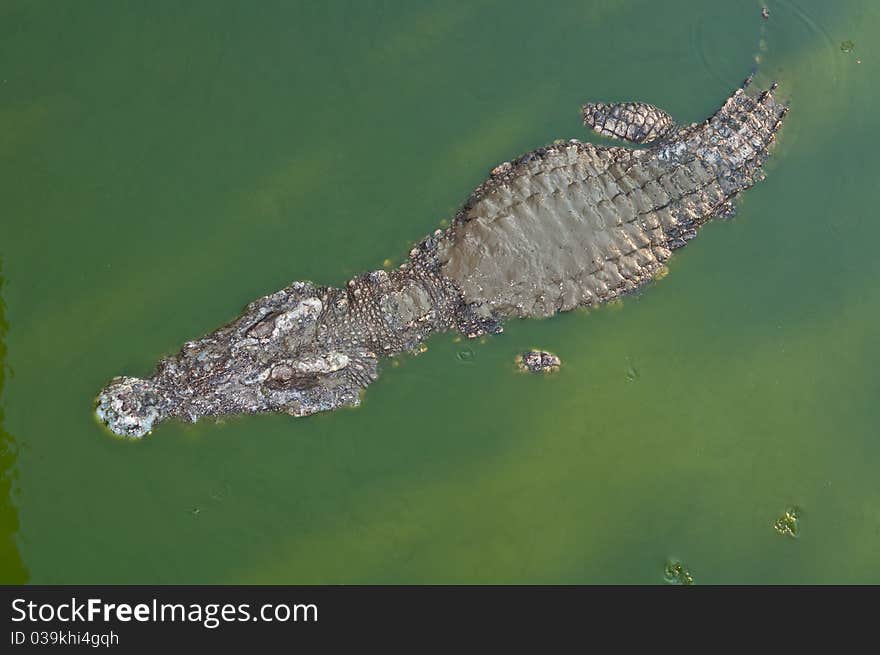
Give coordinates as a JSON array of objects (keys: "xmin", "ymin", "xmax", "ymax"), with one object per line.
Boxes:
[{"xmin": 97, "ymin": 78, "xmax": 788, "ymax": 437}]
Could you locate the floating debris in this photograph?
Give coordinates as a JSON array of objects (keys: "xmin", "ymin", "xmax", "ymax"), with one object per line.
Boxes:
[
  {"xmin": 774, "ymin": 507, "xmax": 801, "ymax": 538},
  {"xmin": 625, "ymin": 356, "xmax": 640, "ymax": 382},
  {"xmin": 840, "ymin": 40, "xmax": 855, "ymax": 53},
  {"xmin": 209, "ymin": 481, "xmax": 231, "ymax": 502},
  {"xmin": 761, "ymin": 7, "xmax": 770, "ymax": 20},
  {"xmin": 664, "ymin": 560, "xmax": 694, "ymax": 585},
  {"xmin": 516, "ymin": 350, "xmax": 561, "ymax": 373}
]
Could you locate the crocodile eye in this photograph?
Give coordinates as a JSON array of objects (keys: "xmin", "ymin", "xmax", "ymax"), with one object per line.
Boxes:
[
  {"xmin": 265, "ymin": 364, "xmax": 318, "ymax": 390},
  {"xmin": 293, "ymin": 352, "xmax": 350, "ymax": 375},
  {"xmin": 246, "ymin": 311, "xmax": 281, "ymax": 338},
  {"xmin": 245, "ymin": 297, "xmax": 324, "ymax": 340}
]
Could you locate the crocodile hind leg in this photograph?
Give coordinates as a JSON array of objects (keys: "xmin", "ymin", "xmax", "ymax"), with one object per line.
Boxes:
[{"xmin": 581, "ymin": 101, "xmax": 677, "ymax": 144}]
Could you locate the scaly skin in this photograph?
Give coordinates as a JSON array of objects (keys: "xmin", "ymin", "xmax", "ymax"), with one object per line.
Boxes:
[{"xmin": 96, "ymin": 78, "xmax": 788, "ymax": 437}]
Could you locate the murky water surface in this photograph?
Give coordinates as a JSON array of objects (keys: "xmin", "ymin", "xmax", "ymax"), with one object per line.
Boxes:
[{"xmin": 1, "ymin": 0, "xmax": 878, "ymax": 583}]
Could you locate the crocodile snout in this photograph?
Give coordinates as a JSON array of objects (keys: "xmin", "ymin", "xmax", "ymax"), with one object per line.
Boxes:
[{"xmin": 95, "ymin": 376, "xmax": 165, "ymax": 438}]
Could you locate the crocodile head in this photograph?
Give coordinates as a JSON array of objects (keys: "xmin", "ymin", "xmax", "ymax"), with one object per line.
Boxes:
[
  {"xmin": 230, "ymin": 284, "xmax": 379, "ymax": 421},
  {"xmin": 95, "ymin": 282, "xmax": 378, "ymax": 438}
]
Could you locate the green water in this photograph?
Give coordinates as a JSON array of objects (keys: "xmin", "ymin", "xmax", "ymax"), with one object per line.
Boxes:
[{"xmin": 1, "ymin": 0, "xmax": 878, "ymax": 584}]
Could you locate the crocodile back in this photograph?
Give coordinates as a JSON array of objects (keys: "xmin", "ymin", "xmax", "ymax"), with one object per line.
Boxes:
[{"xmin": 437, "ymin": 83, "xmax": 787, "ymax": 320}]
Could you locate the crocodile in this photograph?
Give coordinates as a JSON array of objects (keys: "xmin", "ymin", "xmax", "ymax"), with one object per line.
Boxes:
[{"xmin": 96, "ymin": 76, "xmax": 788, "ymax": 437}]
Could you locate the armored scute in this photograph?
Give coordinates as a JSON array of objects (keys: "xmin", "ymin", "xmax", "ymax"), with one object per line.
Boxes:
[{"xmin": 97, "ymin": 77, "xmax": 788, "ymax": 437}]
